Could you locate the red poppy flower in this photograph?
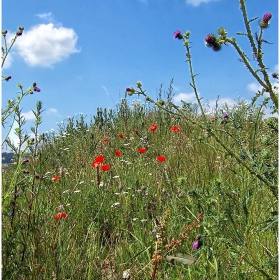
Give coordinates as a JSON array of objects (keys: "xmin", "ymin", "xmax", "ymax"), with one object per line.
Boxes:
[
  {"xmin": 138, "ymin": 147, "xmax": 146, "ymax": 153},
  {"xmin": 61, "ymin": 212, "xmax": 68, "ymax": 218},
  {"xmin": 54, "ymin": 213, "xmax": 61, "ymax": 220},
  {"xmin": 104, "ymin": 138, "xmax": 109, "ymax": 143},
  {"xmin": 119, "ymin": 133, "xmax": 124, "ymax": 138},
  {"xmin": 41, "ymin": 267, "xmax": 45, "ymax": 273},
  {"xmin": 101, "ymin": 165, "xmax": 110, "ymax": 171},
  {"xmin": 170, "ymin": 126, "xmax": 180, "ymax": 132},
  {"xmin": 157, "ymin": 156, "xmax": 166, "ymax": 162},
  {"xmin": 134, "ymin": 129, "xmax": 139, "ymax": 133},
  {"xmin": 115, "ymin": 150, "xmax": 122, "ymax": 157},
  {"xmin": 150, "ymin": 124, "xmax": 158, "ymax": 132},
  {"xmin": 54, "ymin": 212, "xmax": 68, "ymax": 221},
  {"xmin": 53, "ymin": 176, "xmax": 59, "ymax": 181},
  {"xmin": 95, "ymin": 155, "xmax": 104, "ymax": 163},
  {"xmin": 92, "ymin": 155, "xmax": 104, "ymax": 168}
]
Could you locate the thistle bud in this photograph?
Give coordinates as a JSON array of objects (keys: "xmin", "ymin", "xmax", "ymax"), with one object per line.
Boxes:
[
  {"xmin": 184, "ymin": 31, "xmax": 191, "ymax": 38},
  {"xmin": 156, "ymin": 100, "xmax": 165, "ymax": 106},
  {"xmin": 2, "ymin": 30, "xmax": 8, "ymax": 35},
  {"xmin": 18, "ymin": 26, "xmax": 24, "ymax": 31},
  {"xmin": 126, "ymin": 87, "xmax": 135, "ymax": 96},
  {"xmin": 272, "ymin": 73, "xmax": 278, "ymax": 79},
  {"xmin": 217, "ymin": 27, "xmax": 227, "ymax": 37},
  {"xmin": 259, "ymin": 20, "xmax": 269, "ymax": 29},
  {"xmin": 22, "ymin": 158, "xmax": 29, "ymax": 164},
  {"xmin": 262, "ymin": 12, "xmax": 272, "ymax": 22},
  {"xmin": 192, "ymin": 236, "xmax": 202, "ymax": 250},
  {"xmin": 212, "ymin": 42, "xmax": 222, "ymax": 52},
  {"xmin": 205, "ymin": 34, "xmax": 216, "ymax": 47}
]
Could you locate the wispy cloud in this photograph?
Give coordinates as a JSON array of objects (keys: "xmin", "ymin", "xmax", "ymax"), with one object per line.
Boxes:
[
  {"xmin": 173, "ymin": 92, "xmax": 197, "ymax": 104},
  {"xmin": 22, "ymin": 110, "xmax": 36, "ymax": 120},
  {"xmin": 36, "ymin": 12, "xmax": 55, "ymax": 23},
  {"xmin": 46, "ymin": 108, "xmax": 59, "ymax": 114},
  {"xmin": 13, "ymin": 23, "xmax": 80, "ymax": 67},
  {"xmin": 186, "ymin": 0, "xmax": 218, "ymax": 7}
]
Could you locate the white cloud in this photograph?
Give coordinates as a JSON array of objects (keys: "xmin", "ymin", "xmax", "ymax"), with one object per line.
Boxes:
[
  {"xmin": 246, "ymin": 82, "xmax": 263, "ymax": 93},
  {"xmin": 2, "ymin": 53, "xmax": 13, "ymax": 69},
  {"xmin": 173, "ymin": 92, "xmax": 197, "ymax": 104},
  {"xmin": 13, "ymin": 23, "xmax": 80, "ymax": 67},
  {"xmin": 246, "ymin": 81, "xmax": 278, "ymax": 99},
  {"xmin": 22, "ymin": 110, "xmax": 36, "ymax": 120},
  {"xmin": 186, "ymin": 0, "xmax": 218, "ymax": 6},
  {"xmin": 207, "ymin": 97, "xmax": 236, "ymax": 109}
]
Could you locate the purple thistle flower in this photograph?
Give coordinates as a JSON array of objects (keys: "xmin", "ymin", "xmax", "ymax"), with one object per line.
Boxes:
[
  {"xmin": 16, "ymin": 31, "xmax": 23, "ymax": 36},
  {"xmin": 22, "ymin": 158, "xmax": 29, "ymax": 164},
  {"xmin": 205, "ymin": 34, "xmax": 216, "ymax": 45},
  {"xmin": 126, "ymin": 87, "xmax": 135, "ymax": 95},
  {"xmin": 173, "ymin": 30, "xmax": 183, "ymax": 40},
  {"xmin": 23, "ymin": 170, "xmax": 30, "ymax": 174},
  {"xmin": 192, "ymin": 236, "xmax": 202, "ymax": 250},
  {"xmin": 34, "ymin": 87, "xmax": 41, "ymax": 92},
  {"xmin": 223, "ymin": 113, "xmax": 228, "ymax": 119},
  {"xmin": 272, "ymin": 73, "xmax": 278, "ymax": 79},
  {"xmin": 5, "ymin": 76, "xmax": 12, "ymax": 81},
  {"xmin": 263, "ymin": 12, "xmax": 272, "ymax": 22}
]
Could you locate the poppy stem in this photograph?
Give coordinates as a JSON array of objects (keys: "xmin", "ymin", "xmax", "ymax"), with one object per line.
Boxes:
[{"xmin": 96, "ymin": 166, "xmax": 100, "ymax": 186}]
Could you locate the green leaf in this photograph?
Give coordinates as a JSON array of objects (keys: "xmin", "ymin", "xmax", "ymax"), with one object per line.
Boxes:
[
  {"xmin": 261, "ymin": 39, "xmax": 273, "ymax": 44},
  {"xmin": 165, "ymin": 253, "xmax": 196, "ymax": 265},
  {"xmin": 236, "ymin": 32, "xmax": 248, "ymax": 36},
  {"xmin": 248, "ymin": 16, "xmax": 259, "ymax": 23}
]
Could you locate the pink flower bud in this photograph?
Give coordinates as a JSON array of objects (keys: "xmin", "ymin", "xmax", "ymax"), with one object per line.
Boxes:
[
  {"xmin": 173, "ymin": 30, "xmax": 183, "ymax": 40},
  {"xmin": 263, "ymin": 12, "xmax": 272, "ymax": 22}
]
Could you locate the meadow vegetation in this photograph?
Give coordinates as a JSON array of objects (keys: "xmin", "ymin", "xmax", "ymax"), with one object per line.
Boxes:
[{"xmin": 2, "ymin": 1, "xmax": 278, "ymax": 279}]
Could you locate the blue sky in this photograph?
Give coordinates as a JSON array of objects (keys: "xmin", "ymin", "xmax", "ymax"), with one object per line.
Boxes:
[{"xmin": 1, "ymin": 0, "xmax": 278, "ymax": 147}]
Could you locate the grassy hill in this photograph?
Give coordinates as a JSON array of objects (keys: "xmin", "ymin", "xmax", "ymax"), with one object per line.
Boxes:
[{"xmin": 2, "ymin": 97, "xmax": 278, "ymax": 279}]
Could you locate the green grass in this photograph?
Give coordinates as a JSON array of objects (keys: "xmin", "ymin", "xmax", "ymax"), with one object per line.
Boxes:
[{"xmin": 2, "ymin": 98, "xmax": 278, "ymax": 279}]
